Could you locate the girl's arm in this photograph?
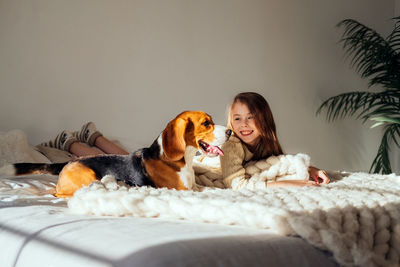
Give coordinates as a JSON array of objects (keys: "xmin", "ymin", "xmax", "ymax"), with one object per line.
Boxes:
[
  {"xmin": 267, "ymin": 180, "xmax": 319, "ymax": 188},
  {"xmin": 266, "ymin": 167, "xmax": 329, "ymax": 187},
  {"xmin": 220, "ymin": 140, "xmax": 267, "ymax": 190}
]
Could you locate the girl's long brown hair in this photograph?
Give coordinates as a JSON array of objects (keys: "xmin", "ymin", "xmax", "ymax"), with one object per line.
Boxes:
[{"xmin": 227, "ymin": 92, "xmax": 283, "ymax": 160}]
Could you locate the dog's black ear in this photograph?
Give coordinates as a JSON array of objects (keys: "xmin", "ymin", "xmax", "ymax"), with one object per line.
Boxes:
[{"xmin": 162, "ymin": 117, "xmax": 187, "ymax": 161}]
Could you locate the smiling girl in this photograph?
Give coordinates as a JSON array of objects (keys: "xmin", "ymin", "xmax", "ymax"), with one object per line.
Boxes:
[{"xmin": 220, "ymin": 92, "xmax": 330, "ymax": 189}]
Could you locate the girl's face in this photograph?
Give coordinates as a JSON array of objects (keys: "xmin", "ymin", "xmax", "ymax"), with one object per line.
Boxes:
[{"xmin": 231, "ymin": 102, "xmax": 261, "ymax": 146}]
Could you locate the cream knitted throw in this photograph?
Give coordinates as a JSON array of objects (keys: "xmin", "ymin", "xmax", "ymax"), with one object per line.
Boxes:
[
  {"xmin": 194, "ymin": 153, "xmax": 311, "ymax": 189},
  {"xmin": 68, "ymin": 156, "xmax": 400, "ymax": 267}
]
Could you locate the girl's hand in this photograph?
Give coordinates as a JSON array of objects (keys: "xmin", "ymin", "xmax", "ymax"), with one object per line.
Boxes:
[
  {"xmin": 267, "ymin": 180, "xmax": 319, "ymax": 188},
  {"xmin": 308, "ymin": 166, "xmax": 330, "ymax": 184}
]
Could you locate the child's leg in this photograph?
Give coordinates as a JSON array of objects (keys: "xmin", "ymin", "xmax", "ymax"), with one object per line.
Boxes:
[
  {"xmin": 39, "ymin": 130, "xmax": 105, "ymax": 157},
  {"xmin": 39, "ymin": 130, "xmax": 77, "ymax": 152},
  {"xmin": 74, "ymin": 122, "xmax": 129, "ymax": 155},
  {"xmin": 73, "ymin": 122, "xmax": 103, "ymax": 147},
  {"xmin": 69, "ymin": 142, "xmax": 105, "ymax": 157},
  {"xmin": 94, "ymin": 136, "xmax": 129, "ymax": 155}
]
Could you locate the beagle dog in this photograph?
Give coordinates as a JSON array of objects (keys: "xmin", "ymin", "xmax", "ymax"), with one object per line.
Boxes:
[{"xmin": 6, "ymin": 111, "xmax": 231, "ymax": 197}]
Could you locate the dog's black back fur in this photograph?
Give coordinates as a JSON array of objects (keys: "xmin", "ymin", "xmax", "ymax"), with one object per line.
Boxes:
[
  {"xmin": 79, "ymin": 149, "xmax": 155, "ymax": 187},
  {"xmin": 13, "ymin": 162, "xmax": 67, "ymax": 175}
]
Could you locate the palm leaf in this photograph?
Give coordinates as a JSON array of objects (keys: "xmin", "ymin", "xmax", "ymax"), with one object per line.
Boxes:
[
  {"xmin": 370, "ymin": 123, "xmax": 400, "ymax": 174},
  {"xmin": 337, "ymin": 19, "xmax": 400, "ymax": 89},
  {"xmin": 316, "ymin": 90, "xmax": 398, "ymax": 122},
  {"xmin": 318, "ymin": 18, "xmax": 400, "ymax": 173},
  {"xmin": 370, "ymin": 116, "xmax": 400, "ymax": 128},
  {"xmin": 370, "ymin": 129, "xmax": 392, "ymax": 174},
  {"xmin": 387, "ymin": 16, "xmax": 400, "ymax": 53}
]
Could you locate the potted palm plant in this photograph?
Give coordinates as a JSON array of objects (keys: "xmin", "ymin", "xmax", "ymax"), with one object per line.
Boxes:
[{"xmin": 317, "ymin": 17, "xmax": 400, "ymax": 174}]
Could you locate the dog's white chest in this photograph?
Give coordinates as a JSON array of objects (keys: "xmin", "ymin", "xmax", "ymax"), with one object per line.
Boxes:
[{"xmin": 177, "ymin": 147, "xmax": 197, "ymax": 189}]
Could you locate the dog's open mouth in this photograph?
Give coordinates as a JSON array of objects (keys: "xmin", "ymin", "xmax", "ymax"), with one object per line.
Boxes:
[{"xmin": 198, "ymin": 140, "xmax": 224, "ymax": 157}]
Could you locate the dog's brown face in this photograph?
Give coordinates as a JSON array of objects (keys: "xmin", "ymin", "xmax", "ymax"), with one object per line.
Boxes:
[{"xmin": 162, "ymin": 111, "xmax": 228, "ymax": 161}]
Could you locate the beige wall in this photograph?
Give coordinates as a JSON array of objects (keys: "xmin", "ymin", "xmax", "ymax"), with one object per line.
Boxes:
[{"xmin": 0, "ymin": 0, "xmax": 396, "ymax": 172}]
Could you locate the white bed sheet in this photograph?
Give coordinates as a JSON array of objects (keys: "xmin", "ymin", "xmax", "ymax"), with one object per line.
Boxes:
[{"xmin": 0, "ymin": 174, "xmax": 337, "ymax": 267}]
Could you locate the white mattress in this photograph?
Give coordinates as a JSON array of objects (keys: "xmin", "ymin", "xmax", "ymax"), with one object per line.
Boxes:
[{"xmin": 0, "ymin": 174, "xmax": 337, "ymax": 267}]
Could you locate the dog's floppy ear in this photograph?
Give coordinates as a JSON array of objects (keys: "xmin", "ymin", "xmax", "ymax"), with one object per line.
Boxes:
[{"xmin": 162, "ymin": 117, "xmax": 187, "ymax": 161}]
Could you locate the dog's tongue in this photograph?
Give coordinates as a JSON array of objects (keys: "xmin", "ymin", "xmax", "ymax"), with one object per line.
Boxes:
[{"xmin": 207, "ymin": 145, "xmax": 224, "ymax": 156}]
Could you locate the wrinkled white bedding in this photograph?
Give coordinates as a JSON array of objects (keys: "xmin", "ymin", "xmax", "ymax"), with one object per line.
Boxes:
[{"xmin": 0, "ymin": 174, "xmax": 63, "ymax": 207}]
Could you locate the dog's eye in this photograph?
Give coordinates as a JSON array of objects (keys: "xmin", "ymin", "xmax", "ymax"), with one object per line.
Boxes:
[{"xmin": 202, "ymin": 120, "xmax": 211, "ymax": 127}]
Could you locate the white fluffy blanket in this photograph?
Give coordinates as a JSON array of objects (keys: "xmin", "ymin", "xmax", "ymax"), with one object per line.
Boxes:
[{"xmin": 69, "ymin": 170, "xmax": 400, "ymax": 267}]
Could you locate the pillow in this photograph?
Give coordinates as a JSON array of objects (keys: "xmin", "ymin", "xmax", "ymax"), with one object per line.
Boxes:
[
  {"xmin": 35, "ymin": 145, "xmax": 73, "ymax": 163},
  {"xmin": 0, "ymin": 129, "xmax": 51, "ymax": 167}
]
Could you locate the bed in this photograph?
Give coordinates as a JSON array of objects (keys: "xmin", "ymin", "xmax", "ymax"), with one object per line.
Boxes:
[
  {"xmin": 0, "ymin": 173, "xmax": 340, "ymax": 267},
  {"xmin": 1, "ymin": 130, "xmax": 399, "ymax": 267}
]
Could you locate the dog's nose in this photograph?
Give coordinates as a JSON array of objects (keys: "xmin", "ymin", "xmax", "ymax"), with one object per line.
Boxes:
[{"xmin": 225, "ymin": 129, "xmax": 232, "ymax": 139}]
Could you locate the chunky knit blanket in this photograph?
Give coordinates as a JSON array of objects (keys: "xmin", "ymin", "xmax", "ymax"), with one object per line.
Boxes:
[
  {"xmin": 68, "ymin": 156, "xmax": 400, "ymax": 267},
  {"xmin": 193, "ymin": 153, "xmax": 311, "ymax": 189}
]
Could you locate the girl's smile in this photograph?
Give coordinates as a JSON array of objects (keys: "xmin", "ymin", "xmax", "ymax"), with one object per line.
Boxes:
[{"xmin": 239, "ymin": 130, "xmax": 253, "ymax": 136}]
